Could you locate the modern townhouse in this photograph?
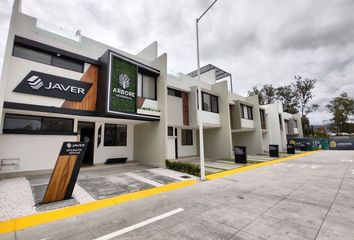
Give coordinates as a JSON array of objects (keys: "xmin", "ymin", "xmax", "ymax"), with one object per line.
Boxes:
[
  {"xmin": 0, "ymin": 0, "xmax": 303, "ymax": 174},
  {"xmin": 0, "ymin": 1, "xmax": 168, "ymax": 172}
]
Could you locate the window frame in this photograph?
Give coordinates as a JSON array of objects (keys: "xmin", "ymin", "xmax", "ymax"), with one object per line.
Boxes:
[
  {"xmin": 240, "ymin": 104, "xmax": 253, "ymax": 120},
  {"xmin": 167, "ymin": 126, "xmax": 174, "ymax": 136},
  {"xmin": 167, "ymin": 88, "xmax": 182, "ymax": 98},
  {"xmin": 137, "ymin": 72, "xmax": 157, "ymax": 100},
  {"xmin": 181, "ymin": 129, "xmax": 193, "ymax": 146},
  {"xmin": 3, "ymin": 113, "xmax": 74, "ymax": 135},
  {"xmin": 12, "ymin": 42, "xmax": 84, "ymax": 73},
  {"xmin": 201, "ymin": 92, "xmax": 219, "ymax": 113},
  {"xmin": 104, "ymin": 124, "xmax": 127, "ymax": 147}
]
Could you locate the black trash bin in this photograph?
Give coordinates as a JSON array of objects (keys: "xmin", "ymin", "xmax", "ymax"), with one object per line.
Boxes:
[
  {"xmin": 300, "ymin": 143, "xmax": 308, "ymax": 151},
  {"xmin": 269, "ymin": 144, "xmax": 279, "ymax": 157},
  {"xmin": 234, "ymin": 146, "xmax": 247, "ymax": 164},
  {"xmin": 287, "ymin": 144, "xmax": 295, "ymax": 154}
]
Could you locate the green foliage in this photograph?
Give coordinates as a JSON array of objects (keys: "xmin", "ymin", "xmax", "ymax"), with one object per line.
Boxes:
[
  {"xmin": 292, "ymin": 76, "xmax": 317, "ymax": 116},
  {"xmin": 326, "ymin": 92, "xmax": 354, "ymax": 135},
  {"xmin": 165, "ymin": 160, "xmax": 200, "ymax": 177},
  {"xmin": 110, "ymin": 57, "xmax": 137, "ymax": 113},
  {"xmin": 248, "ymin": 84, "xmax": 277, "ymax": 105},
  {"xmin": 276, "ymin": 85, "xmax": 299, "ymax": 114}
]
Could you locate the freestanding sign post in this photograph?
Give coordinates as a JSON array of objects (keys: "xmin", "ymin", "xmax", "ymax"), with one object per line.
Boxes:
[{"xmin": 42, "ymin": 142, "xmax": 87, "ymax": 204}]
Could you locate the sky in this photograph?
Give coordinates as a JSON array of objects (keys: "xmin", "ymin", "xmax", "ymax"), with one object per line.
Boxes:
[{"xmin": 0, "ymin": 0, "xmax": 353, "ymax": 125}]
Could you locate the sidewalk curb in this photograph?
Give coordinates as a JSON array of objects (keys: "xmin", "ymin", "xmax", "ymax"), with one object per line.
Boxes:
[{"xmin": 0, "ymin": 179, "xmax": 197, "ymax": 234}]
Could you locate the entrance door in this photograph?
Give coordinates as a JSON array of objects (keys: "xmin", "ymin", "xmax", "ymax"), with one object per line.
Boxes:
[
  {"xmin": 78, "ymin": 121, "xmax": 95, "ymax": 165},
  {"xmin": 175, "ymin": 128, "xmax": 178, "ymax": 159}
]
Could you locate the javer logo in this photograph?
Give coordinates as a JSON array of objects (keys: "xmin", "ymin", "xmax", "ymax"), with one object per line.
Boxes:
[
  {"xmin": 119, "ymin": 73, "xmax": 130, "ymax": 89},
  {"xmin": 27, "ymin": 75, "xmax": 43, "ymax": 90}
]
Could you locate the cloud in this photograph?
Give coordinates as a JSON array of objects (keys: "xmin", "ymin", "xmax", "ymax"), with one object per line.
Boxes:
[{"xmin": 0, "ymin": 0, "xmax": 353, "ymax": 125}]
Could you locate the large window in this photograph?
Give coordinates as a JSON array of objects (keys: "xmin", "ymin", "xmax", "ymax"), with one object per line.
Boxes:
[
  {"xmin": 3, "ymin": 114, "xmax": 73, "ymax": 134},
  {"xmin": 13, "ymin": 44, "xmax": 84, "ymax": 73},
  {"xmin": 202, "ymin": 92, "xmax": 218, "ymax": 113},
  {"xmin": 104, "ymin": 124, "xmax": 127, "ymax": 146},
  {"xmin": 167, "ymin": 88, "xmax": 182, "ymax": 98},
  {"xmin": 137, "ymin": 73, "xmax": 156, "ymax": 100},
  {"xmin": 241, "ymin": 104, "xmax": 253, "ymax": 120},
  {"xmin": 293, "ymin": 119, "xmax": 298, "ymax": 128},
  {"xmin": 181, "ymin": 129, "xmax": 193, "ymax": 145}
]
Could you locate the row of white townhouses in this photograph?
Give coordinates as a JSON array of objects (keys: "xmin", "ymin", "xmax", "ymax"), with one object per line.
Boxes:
[{"xmin": 0, "ymin": 1, "xmax": 303, "ymax": 173}]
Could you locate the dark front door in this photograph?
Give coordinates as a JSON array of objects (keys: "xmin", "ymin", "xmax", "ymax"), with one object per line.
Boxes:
[
  {"xmin": 175, "ymin": 128, "xmax": 178, "ymax": 159},
  {"xmin": 78, "ymin": 121, "xmax": 95, "ymax": 165}
]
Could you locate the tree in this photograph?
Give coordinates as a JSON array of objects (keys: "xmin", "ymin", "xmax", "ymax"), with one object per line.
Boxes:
[
  {"xmin": 276, "ymin": 85, "xmax": 299, "ymax": 114},
  {"xmin": 326, "ymin": 92, "xmax": 354, "ymax": 135},
  {"xmin": 248, "ymin": 86, "xmax": 264, "ymax": 105},
  {"xmin": 248, "ymin": 84, "xmax": 277, "ymax": 105},
  {"xmin": 292, "ymin": 76, "xmax": 317, "ymax": 116}
]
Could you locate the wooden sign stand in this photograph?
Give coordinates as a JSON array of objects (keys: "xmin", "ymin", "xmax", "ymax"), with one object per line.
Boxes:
[{"xmin": 42, "ymin": 142, "xmax": 87, "ymax": 204}]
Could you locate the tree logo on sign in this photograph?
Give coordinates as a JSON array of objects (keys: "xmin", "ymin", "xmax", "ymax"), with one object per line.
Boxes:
[{"xmin": 119, "ymin": 73, "xmax": 130, "ymax": 89}]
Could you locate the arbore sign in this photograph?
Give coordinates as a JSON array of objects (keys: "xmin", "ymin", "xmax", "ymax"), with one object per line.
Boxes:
[{"xmin": 14, "ymin": 71, "xmax": 92, "ymax": 101}]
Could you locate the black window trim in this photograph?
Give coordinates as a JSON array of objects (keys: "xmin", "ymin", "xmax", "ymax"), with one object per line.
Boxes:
[
  {"xmin": 181, "ymin": 129, "xmax": 193, "ymax": 146},
  {"xmin": 104, "ymin": 123, "xmax": 128, "ymax": 147},
  {"xmin": 201, "ymin": 92, "xmax": 219, "ymax": 113},
  {"xmin": 3, "ymin": 113, "xmax": 75, "ymax": 135},
  {"xmin": 240, "ymin": 104, "xmax": 253, "ymax": 120},
  {"xmin": 137, "ymin": 71, "xmax": 157, "ymax": 100},
  {"xmin": 167, "ymin": 88, "xmax": 182, "ymax": 98}
]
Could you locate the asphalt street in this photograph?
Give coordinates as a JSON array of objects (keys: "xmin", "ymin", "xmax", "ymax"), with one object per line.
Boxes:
[{"xmin": 1, "ymin": 150, "xmax": 354, "ymax": 240}]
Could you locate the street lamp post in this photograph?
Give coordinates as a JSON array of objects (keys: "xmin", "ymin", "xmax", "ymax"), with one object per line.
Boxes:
[{"xmin": 196, "ymin": 0, "xmax": 218, "ymax": 180}]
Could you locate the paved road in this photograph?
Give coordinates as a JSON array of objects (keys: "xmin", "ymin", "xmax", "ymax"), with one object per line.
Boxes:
[{"xmin": 2, "ymin": 151, "xmax": 354, "ymax": 240}]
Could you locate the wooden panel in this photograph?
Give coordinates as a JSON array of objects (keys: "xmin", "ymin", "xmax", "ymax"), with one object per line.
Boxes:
[
  {"xmin": 42, "ymin": 155, "xmax": 77, "ymax": 204},
  {"xmin": 182, "ymin": 92, "xmax": 189, "ymax": 126},
  {"xmin": 61, "ymin": 65, "xmax": 98, "ymax": 111}
]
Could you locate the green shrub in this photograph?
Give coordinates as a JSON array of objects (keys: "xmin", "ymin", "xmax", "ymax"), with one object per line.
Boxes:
[{"xmin": 165, "ymin": 160, "xmax": 200, "ymax": 177}]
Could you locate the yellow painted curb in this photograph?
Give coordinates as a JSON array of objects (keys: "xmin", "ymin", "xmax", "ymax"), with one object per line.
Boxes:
[
  {"xmin": 0, "ymin": 179, "xmax": 197, "ymax": 234},
  {"xmin": 206, "ymin": 150, "xmax": 322, "ymax": 180}
]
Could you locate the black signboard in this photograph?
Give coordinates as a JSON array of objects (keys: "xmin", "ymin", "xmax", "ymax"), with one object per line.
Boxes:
[
  {"xmin": 269, "ymin": 144, "xmax": 279, "ymax": 157},
  {"xmin": 61, "ymin": 142, "xmax": 87, "ymax": 199},
  {"xmin": 14, "ymin": 71, "xmax": 92, "ymax": 101},
  {"xmin": 234, "ymin": 146, "xmax": 247, "ymax": 164},
  {"xmin": 329, "ymin": 138, "xmax": 354, "ymax": 150},
  {"xmin": 287, "ymin": 144, "xmax": 295, "ymax": 154}
]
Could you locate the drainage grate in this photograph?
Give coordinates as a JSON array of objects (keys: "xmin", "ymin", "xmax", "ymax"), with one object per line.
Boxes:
[{"xmin": 180, "ymin": 175, "xmax": 191, "ymax": 179}]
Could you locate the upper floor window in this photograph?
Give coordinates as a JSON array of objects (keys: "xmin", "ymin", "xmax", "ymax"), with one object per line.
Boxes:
[
  {"xmin": 167, "ymin": 88, "xmax": 182, "ymax": 98},
  {"xmin": 260, "ymin": 109, "xmax": 265, "ymax": 122},
  {"xmin": 279, "ymin": 114, "xmax": 283, "ymax": 130},
  {"xmin": 202, "ymin": 92, "xmax": 218, "ymax": 113},
  {"xmin": 137, "ymin": 73, "xmax": 156, "ymax": 100},
  {"xmin": 13, "ymin": 43, "xmax": 84, "ymax": 73},
  {"xmin": 241, "ymin": 104, "xmax": 253, "ymax": 120}
]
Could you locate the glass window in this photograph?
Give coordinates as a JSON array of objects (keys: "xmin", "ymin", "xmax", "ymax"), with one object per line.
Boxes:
[
  {"xmin": 202, "ymin": 93, "xmax": 211, "ymax": 112},
  {"xmin": 181, "ymin": 129, "xmax": 193, "ymax": 145},
  {"xmin": 13, "ymin": 45, "xmax": 51, "ymax": 65},
  {"xmin": 3, "ymin": 114, "xmax": 73, "ymax": 134},
  {"xmin": 211, "ymin": 95, "xmax": 218, "ymax": 113},
  {"xmin": 142, "ymin": 75, "xmax": 156, "ymax": 99},
  {"xmin": 168, "ymin": 88, "xmax": 182, "ymax": 98},
  {"xmin": 241, "ymin": 104, "xmax": 253, "ymax": 120},
  {"xmin": 104, "ymin": 124, "xmax": 127, "ymax": 146},
  {"xmin": 4, "ymin": 114, "xmax": 41, "ymax": 131},
  {"xmin": 293, "ymin": 119, "xmax": 298, "ymax": 128},
  {"xmin": 260, "ymin": 109, "xmax": 265, "ymax": 122},
  {"xmin": 42, "ymin": 117, "xmax": 73, "ymax": 132},
  {"xmin": 137, "ymin": 73, "xmax": 143, "ymax": 97},
  {"xmin": 13, "ymin": 44, "xmax": 84, "ymax": 73},
  {"xmin": 168, "ymin": 127, "xmax": 173, "ymax": 136},
  {"xmin": 52, "ymin": 56, "xmax": 83, "ymax": 72}
]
